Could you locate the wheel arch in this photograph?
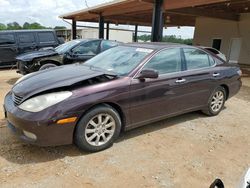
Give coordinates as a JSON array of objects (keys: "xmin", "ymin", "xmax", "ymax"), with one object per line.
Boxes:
[
  {"xmin": 40, "ymin": 59, "xmax": 61, "ymax": 66},
  {"xmin": 75, "ymin": 102, "xmax": 127, "ymax": 133},
  {"xmin": 220, "ymin": 84, "xmax": 229, "ymax": 100}
]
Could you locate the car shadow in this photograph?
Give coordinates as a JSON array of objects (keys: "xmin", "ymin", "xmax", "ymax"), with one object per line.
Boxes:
[
  {"xmin": 6, "ymin": 77, "xmax": 20, "ymax": 85},
  {"xmin": 0, "ymin": 110, "xmax": 210, "ymax": 165}
]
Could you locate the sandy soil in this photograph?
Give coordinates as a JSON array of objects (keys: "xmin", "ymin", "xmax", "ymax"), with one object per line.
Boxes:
[{"xmin": 0, "ymin": 69, "xmax": 250, "ymax": 188}]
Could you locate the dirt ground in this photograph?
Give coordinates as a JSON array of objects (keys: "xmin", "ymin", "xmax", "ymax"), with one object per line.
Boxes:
[{"xmin": 0, "ymin": 69, "xmax": 250, "ymax": 188}]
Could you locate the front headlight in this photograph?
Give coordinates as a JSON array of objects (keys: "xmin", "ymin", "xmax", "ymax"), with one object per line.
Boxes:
[{"xmin": 19, "ymin": 91, "xmax": 72, "ymax": 112}]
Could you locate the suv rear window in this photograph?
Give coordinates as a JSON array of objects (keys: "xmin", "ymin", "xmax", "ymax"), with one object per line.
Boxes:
[
  {"xmin": 18, "ymin": 33, "xmax": 35, "ymax": 43},
  {"xmin": 0, "ymin": 34, "xmax": 15, "ymax": 45},
  {"xmin": 38, "ymin": 32, "xmax": 56, "ymax": 43}
]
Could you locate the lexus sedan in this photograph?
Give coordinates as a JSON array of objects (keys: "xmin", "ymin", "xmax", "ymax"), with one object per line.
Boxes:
[
  {"xmin": 4, "ymin": 43, "xmax": 242, "ymax": 152},
  {"xmin": 16, "ymin": 39, "xmax": 120, "ymax": 75}
]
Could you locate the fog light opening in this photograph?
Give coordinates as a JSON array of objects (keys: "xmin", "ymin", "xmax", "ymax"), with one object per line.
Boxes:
[{"xmin": 23, "ymin": 130, "xmax": 37, "ymax": 140}]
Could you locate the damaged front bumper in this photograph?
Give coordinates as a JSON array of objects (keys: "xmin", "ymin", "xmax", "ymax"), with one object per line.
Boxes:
[{"xmin": 4, "ymin": 92, "xmax": 77, "ymax": 146}]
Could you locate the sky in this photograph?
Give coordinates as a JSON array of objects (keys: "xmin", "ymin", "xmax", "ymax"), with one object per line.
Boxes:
[{"xmin": 0, "ymin": 0, "xmax": 194, "ymax": 39}]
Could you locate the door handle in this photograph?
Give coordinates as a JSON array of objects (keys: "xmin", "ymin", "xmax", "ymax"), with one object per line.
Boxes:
[
  {"xmin": 175, "ymin": 78, "xmax": 186, "ymax": 83},
  {"xmin": 213, "ymin": 73, "xmax": 220, "ymax": 77}
]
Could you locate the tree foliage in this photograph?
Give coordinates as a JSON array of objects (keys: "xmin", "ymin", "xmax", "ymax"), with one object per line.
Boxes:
[
  {"xmin": 54, "ymin": 26, "xmax": 67, "ymax": 30},
  {"xmin": 138, "ymin": 34, "xmax": 193, "ymax": 45},
  {"xmin": 0, "ymin": 23, "xmax": 7, "ymax": 30},
  {"xmin": 0, "ymin": 22, "xmax": 64, "ymax": 30}
]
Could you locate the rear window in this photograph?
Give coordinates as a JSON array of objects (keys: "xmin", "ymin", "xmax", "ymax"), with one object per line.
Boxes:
[
  {"xmin": 18, "ymin": 33, "xmax": 35, "ymax": 43},
  {"xmin": 38, "ymin": 32, "xmax": 56, "ymax": 43},
  {"xmin": 206, "ymin": 48, "xmax": 219, "ymax": 54},
  {"xmin": 0, "ymin": 33, "xmax": 15, "ymax": 45}
]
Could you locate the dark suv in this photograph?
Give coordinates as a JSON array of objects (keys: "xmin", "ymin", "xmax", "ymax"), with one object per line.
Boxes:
[
  {"xmin": 16, "ymin": 39, "xmax": 120, "ymax": 75},
  {"xmin": 0, "ymin": 30, "xmax": 62, "ymax": 68}
]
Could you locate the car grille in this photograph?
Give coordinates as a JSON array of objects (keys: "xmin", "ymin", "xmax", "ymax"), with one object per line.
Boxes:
[{"xmin": 12, "ymin": 93, "xmax": 23, "ymax": 106}]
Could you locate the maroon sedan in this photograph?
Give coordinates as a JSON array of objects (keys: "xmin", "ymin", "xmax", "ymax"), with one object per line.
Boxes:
[{"xmin": 4, "ymin": 43, "xmax": 242, "ymax": 152}]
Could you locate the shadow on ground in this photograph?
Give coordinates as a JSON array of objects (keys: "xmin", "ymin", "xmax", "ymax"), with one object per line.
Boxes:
[
  {"xmin": 6, "ymin": 77, "xmax": 19, "ymax": 85},
  {"xmin": 0, "ymin": 111, "xmax": 207, "ymax": 165}
]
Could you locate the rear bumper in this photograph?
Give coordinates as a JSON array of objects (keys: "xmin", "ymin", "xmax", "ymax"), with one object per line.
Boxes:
[{"xmin": 4, "ymin": 92, "xmax": 77, "ymax": 146}]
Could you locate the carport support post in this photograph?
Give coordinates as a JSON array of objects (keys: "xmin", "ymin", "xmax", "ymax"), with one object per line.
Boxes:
[
  {"xmin": 106, "ymin": 22, "xmax": 110, "ymax": 40},
  {"xmin": 134, "ymin": 24, "xmax": 138, "ymax": 42},
  {"xmin": 99, "ymin": 15, "xmax": 105, "ymax": 39},
  {"xmin": 151, "ymin": 0, "xmax": 164, "ymax": 42},
  {"xmin": 72, "ymin": 20, "xmax": 77, "ymax": 40}
]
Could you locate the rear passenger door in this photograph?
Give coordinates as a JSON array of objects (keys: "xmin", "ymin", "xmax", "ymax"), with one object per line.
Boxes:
[
  {"xmin": 176, "ymin": 47, "xmax": 219, "ymax": 111},
  {"xmin": 0, "ymin": 33, "xmax": 18, "ymax": 67},
  {"xmin": 36, "ymin": 32, "xmax": 58, "ymax": 49},
  {"xmin": 17, "ymin": 32, "xmax": 37, "ymax": 54}
]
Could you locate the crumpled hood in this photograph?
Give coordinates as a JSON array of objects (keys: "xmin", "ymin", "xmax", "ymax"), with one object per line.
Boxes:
[
  {"xmin": 12, "ymin": 64, "xmax": 111, "ymax": 99},
  {"xmin": 16, "ymin": 49, "xmax": 58, "ymax": 62}
]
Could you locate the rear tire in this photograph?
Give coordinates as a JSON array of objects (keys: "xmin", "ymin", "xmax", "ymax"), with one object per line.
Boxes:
[
  {"xmin": 202, "ymin": 86, "xmax": 226, "ymax": 116},
  {"xmin": 74, "ymin": 105, "xmax": 122, "ymax": 152},
  {"xmin": 39, "ymin": 63, "xmax": 57, "ymax": 71}
]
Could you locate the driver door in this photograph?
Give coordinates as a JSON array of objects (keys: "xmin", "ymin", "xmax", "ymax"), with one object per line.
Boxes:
[{"xmin": 69, "ymin": 40, "xmax": 101, "ymax": 63}]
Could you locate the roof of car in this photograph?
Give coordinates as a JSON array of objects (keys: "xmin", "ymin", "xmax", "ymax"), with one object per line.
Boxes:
[
  {"xmin": 0, "ymin": 29, "xmax": 56, "ymax": 33},
  {"xmin": 123, "ymin": 42, "xmax": 188, "ymax": 50}
]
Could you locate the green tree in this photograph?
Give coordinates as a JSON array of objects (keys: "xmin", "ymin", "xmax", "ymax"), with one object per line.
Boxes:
[
  {"xmin": 54, "ymin": 26, "xmax": 67, "ymax": 30},
  {"xmin": 29, "ymin": 22, "xmax": 47, "ymax": 29},
  {"xmin": 7, "ymin": 22, "xmax": 22, "ymax": 30},
  {"xmin": 0, "ymin": 23, "xmax": 7, "ymax": 30},
  {"xmin": 23, "ymin": 22, "xmax": 31, "ymax": 29},
  {"xmin": 138, "ymin": 34, "xmax": 193, "ymax": 45}
]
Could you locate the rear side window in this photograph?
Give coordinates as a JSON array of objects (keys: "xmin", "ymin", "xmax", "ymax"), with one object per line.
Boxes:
[
  {"xmin": 183, "ymin": 48, "xmax": 211, "ymax": 70},
  {"xmin": 0, "ymin": 34, "xmax": 15, "ymax": 45},
  {"xmin": 144, "ymin": 48, "xmax": 182, "ymax": 75},
  {"xmin": 38, "ymin": 32, "xmax": 56, "ymax": 43},
  {"xmin": 101, "ymin": 41, "xmax": 118, "ymax": 51},
  {"xmin": 18, "ymin": 33, "xmax": 35, "ymax": 43}
]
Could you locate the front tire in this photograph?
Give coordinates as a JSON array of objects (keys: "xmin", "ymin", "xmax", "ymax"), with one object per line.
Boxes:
[
  {"xmin": 202, "ymin": 86, "xmax": 226, "ymax": 116},
  {"xmin": 39, "ymin": 63, "xmax": 57, "ymax": 71},
  {"xmin": 74, "ymin": 105, "xmax": 122, "ymax": 152}
]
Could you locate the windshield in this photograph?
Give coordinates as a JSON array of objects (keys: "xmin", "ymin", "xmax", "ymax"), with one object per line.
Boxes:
[
  {"xmin": 85, "ymin": 46, "xmax": 153, "ymax": 76},
  {"xmin": 55, "ymin": 40, "xmax": 81, "ymax": 54}
]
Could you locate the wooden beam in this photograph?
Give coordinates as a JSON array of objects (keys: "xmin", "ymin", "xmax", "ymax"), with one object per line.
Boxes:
[
  {"xmin": 101, "ymin": 3, "xmax": 153, "ymax": 17},
  {"xmin": 169, "ymin": 7, "xmax": 239, "ymax": 21},
  {"xmin": 164, "ymin": 0, "xmax": 230, "ymax": 10}
]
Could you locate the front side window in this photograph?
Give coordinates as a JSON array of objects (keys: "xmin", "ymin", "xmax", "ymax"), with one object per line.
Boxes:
[
  {"xmin": 183, "ymin": 48, "xmax": 211, "ymax": 70},
  {"xmin": 0, "ymin": 34, "xmax": 15, "ymax": 45},
  {"xmin": 101, "ymin": 41, "xmax": 118, "ymax": 51},
  {"xmin": 72, "ymin": 41, "xmax": 100, "ymax": 55},
  {"xmin": 55, "ymin": 40, "xmax": 80, "ymax": 54},
  {"xmin": 143, "ymin": 48, "xmax": 182, "ymax": 75}
]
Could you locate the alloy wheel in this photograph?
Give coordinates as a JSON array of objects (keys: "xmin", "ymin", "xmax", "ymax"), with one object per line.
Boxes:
[
  {"xmin": 210, "ymin": 91, "xmax": 224, "ymax": 112},
  {"xmin": 85, "ymin": 113, "xmax": 116, "ymax": 146}
]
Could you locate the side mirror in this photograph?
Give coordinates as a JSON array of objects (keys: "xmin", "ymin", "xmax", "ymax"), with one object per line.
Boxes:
[{"xmin": 137, "ymin": 69, "xmax": 159, "ymax": 79}]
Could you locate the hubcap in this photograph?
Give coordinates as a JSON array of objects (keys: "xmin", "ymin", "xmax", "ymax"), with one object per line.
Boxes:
[
  {"xmin": 211, "ymin": 91, "xmax": 224, "ymax": 112},
  {"xmin": 85, "ymin": 114, "xmax": 116, "ymax": 146}
]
